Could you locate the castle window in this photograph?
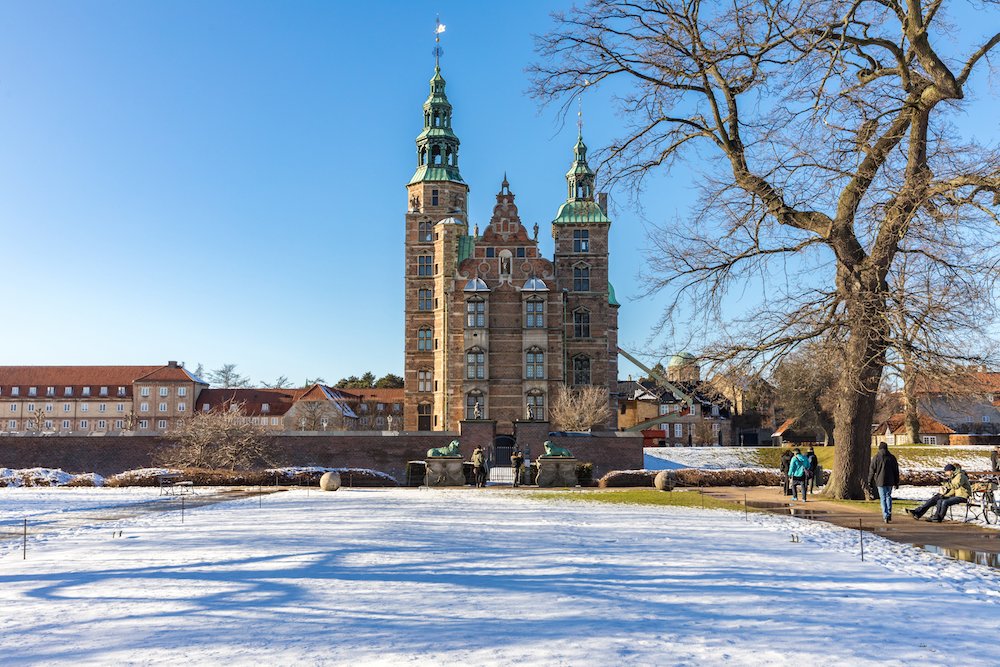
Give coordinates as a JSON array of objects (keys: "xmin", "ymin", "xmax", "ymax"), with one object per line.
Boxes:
[
  {"xmin": 573, "ymin": 309, "xmax": 591, "ymax": 338},
  {"xmin": 432, "ymin": 189, "xmax": 439, "ymax": 206},
  {"xmin": 526, "ymin": 392, "xmax": 545, "ymax": 420},
  {"xmin": 466, "ymin": 391, "xmax": 485, "ymax": 420},
  {"xmin": 466, "ymin": 348, "xmax": 486, "ymax": 380},
  {"xmin": 573, "ymin": 264, "xmax": 590, "ymax": 291},
  {"xmin": 418, "ymin": 221, "xmax": 433, "ymax": 242},
  {"xmin": 516, "ymin": 247, "xmax": 525, "ymax": 257},
  {"xmin": 525, "ymin": 348, "xmax": 545, "ymax": 379},
  {"xmin": 418, "ymin": 327, "xmax": 432, "ymax": 351},
  {"xmin": 573, "ymin": 229, "xmax": 590, "ymax": 252},
  {"xmin": 417, "ymin": 403, "xmax": 432, "ymax": 431},
  {"xmin": 418, "ymin": 370, "xmax": 433, "ymax": 392},
  {"xmin": 432, "ymin": 147, "xmax": 442, "ymax": 166},
  {"xmin": 525, "ymin": 298, "xmax": 545, "ymax": 328},
  {"xmin": 485, "ymin": 247, "xmax": 495, "ymax": 258},
  {"xmin": 572, "ymin": 356, "xmax": 591, "ymax": 386},
  {"xmin": 418, "ymin": 288, "xmax": 433, "ymax": 311},
  {"xmin": 418, "ymin": 255, "xmax": 433, "ymax": 276},
  {"xmin": 466, "ymin": 298, "xmax": 486, "ymax": 328}
]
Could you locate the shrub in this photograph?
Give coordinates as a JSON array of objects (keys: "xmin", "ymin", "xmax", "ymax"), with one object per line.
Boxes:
[
  {"xmin": 576, "ymin": 462, "xmax": 595, "ymax": 487},
  {"xmin": 598, "ymin": 470, "xmax": 657, "ymax": 488}
]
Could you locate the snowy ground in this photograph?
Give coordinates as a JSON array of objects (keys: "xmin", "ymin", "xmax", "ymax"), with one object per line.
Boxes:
[{"xmin": 1, "ymin": 487, "xmax": 998, "ymax": 666}]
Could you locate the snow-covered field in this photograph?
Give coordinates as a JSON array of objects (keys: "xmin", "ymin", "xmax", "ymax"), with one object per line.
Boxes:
[{"xmin": 1, "ymin": 487, "xmax": 998, "ymax": 666}]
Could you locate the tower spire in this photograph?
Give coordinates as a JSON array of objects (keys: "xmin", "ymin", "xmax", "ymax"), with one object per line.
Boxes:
[{"xmin": 408, "ymin": 18, "xmax": 463, "ymax": 185}]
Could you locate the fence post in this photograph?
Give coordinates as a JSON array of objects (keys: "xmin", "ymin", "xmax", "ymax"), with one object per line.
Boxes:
[
  {"xmin": 859, "ymin": 518, "xmax": 864, "ymax": 562},
  {"xmin": 23, "ymin": 518, "xmax": 27, "ymax": 560}
]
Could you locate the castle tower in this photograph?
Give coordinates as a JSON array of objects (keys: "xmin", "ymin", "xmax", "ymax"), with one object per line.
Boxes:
[
  {"xmin": 403, "ymin": 60, "xmax": 470, "ymax": 431},
  {"xmin": 552, "ymin": 129, "xmax": 620, "ymax": 426}
]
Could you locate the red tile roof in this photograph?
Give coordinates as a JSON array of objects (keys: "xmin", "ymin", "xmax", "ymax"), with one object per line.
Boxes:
[
  {"xmin": 341, "ymin": 388, "xmax": 404, "ymax": 403},
  {"xmin": 0, "ymin": 364, "xmax": 201, "ymax": 399},
  {"xmin": 196, "ymin": 388, "xmax": 300, "ymax": 417},
  {"xmin": 876, "ymin": 413, "xmax": 955, "ymax": 435}
]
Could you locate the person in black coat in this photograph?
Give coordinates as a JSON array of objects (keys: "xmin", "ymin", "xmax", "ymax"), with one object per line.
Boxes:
[
  {"xmin": 510, "ymin": 448, "xmax": 525, "ymax": 487},
  {"xmin": 869, "ymin": 442, "xmax": 900, "ymax": 523},
  {"xmin": 991, "ymin": 446, "xmax": 999, "ymax": 473},
  {"xmin": 780, "ymin": 448, "xmax": 794, "ymax": 496},
  {"xmin": 806, "ymin": 447, "xmax": 820, "ymax": 493}
]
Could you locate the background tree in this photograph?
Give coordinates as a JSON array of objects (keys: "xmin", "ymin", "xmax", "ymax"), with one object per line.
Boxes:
[
  {"xmin": 533, "ymin": 0, "xmax": 1000, "ymax": 497},
  {"xmin": 260, "ymin": 375, "xmax": 292, "ymax": 389},
  {"xmin": 336, "ymin": 372, "xmax": 378, "ymax": 389},
  {"xmin": 771, "ymin": 345, "xmax": 840, "ymax": 445},
  {"xmin": 302, "ymin": 377, "xmax": 326, "ymax": 387},
  {"xmin": 549, "ymin": 386, "xmax": 612, "ymax": 431},
  {"xmin": 293, "ymin": 401, "xmax": 339, "ymax": 431},
  {"xmin": 161, "ymin": 404, "xmax": 274, "ymax": 470},
  {"xmin": 207, "ymin": 363, "xmax": 251, "ymax": 389},
  {"xmin": 374, "ymin": 373, "xmax": 404, "ymax": 388}
]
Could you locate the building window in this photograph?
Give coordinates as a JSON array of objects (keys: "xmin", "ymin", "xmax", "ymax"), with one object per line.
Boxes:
[
  {"xmin": 573, "ymin": 265, "xmax": 590, "ymax": 291},
  {"xmin": 177, "ymin": 402, "xmax": 186, "ymax": 412},
  {"xmin": 45, "ymin": 403, "xmax": 53, "ymax": 413},
  {"xmin": 983, "ymin": 416, "xmax": 992, "ymax": 423},
  {"xmin": 116, "ymin": 403, "xmax": 125, "ymax": 412},
  {"xmin": 140, "ymin": 387, "xmax": 150, "ymax": 397},
  {"xmin": 572, "ymin": 356, "xmax": 591, "ymax": 385},
  {"xmin": 64, "ymin": 387, "xmax": 73, "ymax": 397},
  {"xmin": 485, "ymin": 247, "xmax": 495, "ymax": 258},
  {"xmin": 9, "ymin": 404, "xmax": 15, "ymax": 412},
  {"xmin": 115, "ymin": 419, "xmax": 124, "ymax": 430},
  {"xmin": 97, "ymin": 420, "xmax": 107, "ymax": 430},
  {"xmin": 376, "ymin": 403, "xmax": 385, "ymax": 412},
  {"xmin": 418, "ymin": 221, "xmax": 433, "ymax": 242},
  {"xmin": 466, "ymin": 391, "xmax": 485, "ymax": 419},
  {"xmin": 8, "ymin": 420, "xmax": 16, "ymax": 429},
  {"xmin": 376, "ymin": 416, "xmax": 385, "ymax": 429},
  {"xmin": 46, "ymin": 386, "xmax": 55, "ymax": 397},
  {"xmin": 28, "ymin": 387, "xmax": 37, "ymax": 397},
  {"xmin": 431, "ymin": 189, "xmax": 439, "ymax": 206},
  {"xmin": 712, "ymin": 422, "xmax": 720, "ymax": 433},
  {"xmin": 62, "ymin": 420, "xmax": 70, "ymax": 429},
  {"xmin": 360, "ymin": 403, "xmax": 369, "ymax": 414},
  {"xmin": 27, "ymin": 403, "xmax": 35, "ymax": 413},
  {"xmin": 98, "ymin": 404, "xmax": 106, "ymax": 413},
  {"xmin": 159, "ymin": 387, "xmax": 168, "ymax": 397},
  {"xmin": 417, "ymin": 403, "xmax": 432, "ymax": 431},
  {"xmin": 261, "ymin": 403, "xmax": 270, "ymax": 413},
  {"xmin": 921, "ymin": 435, "xmax": 938, "ymax": 445},
  {"xmin": 525, "ymin": 298, "xmax": 544, "ymax": 328},
  {"xmin": 393, "ymin": 403, "xmax": 401, "ymax": 413},
  {"xmin": 417, "ymin": 255, "xmax": 433, "ymax": 276},
  {"xmin": 140, "ymin": 403, "xmax": 149, "ymax": 412},
  {"xmin": 99, "ymin": 387, "xmax": 108, "ymax": 397},
  {"xmin": 79, "ymin": 419, "xmax": 88, "ymax": 429},
  {"xmin": 178, "ymin": 387, "xmax": 187, "ymax": 397},
  {"xmin": 63, "ymin": 403, "xmax": 71, "ymax": 413},
  {"xmin": 159, "ymin": 403, "xmax": 168, "ymax": 412},
  {"xmin": 271, "ymin": 417, "xmax": 279, "ymax": 426},
  {"xmin": 157, "ymin": 419, "xmax": 167, "ymax": 430},
  {"xmin": 675, "ymin": 423, "xmax": 684, "ymax": 438},
  {"xmin": 418, "ymin": 288, "xmax": 433, "ymax": 311},
  {"xmin": 526, "ymin": 392, "xmax": 545, "ymax": 420},
  {"xmin": 418, "ymin": 327, "xmax": 432, "ymax": 351},
  {"xmin": 525, "ymin": 348, "xmax": 545, "ymax": 379},
  {"xmin": 466, "ymin": 348, "xmax": 486, "ymax": 380},
  {"xmin": 138, "ymin": 420, "xmax": 148, "ymax": 429},
  {"xmin": 81, "ymin": 387, "xmax": 90, "ymax": 397},
  {"xmin": 573, "ymin": 229, "xmax": 589, "ymax": 252},
  {"xmin": 418, "ymin": 370, "xmax": 433, "ymax": 392},
  {"xmin": 466, "ymin": 298, "xmax": 485, "ymax": 328},
  {"xmin": 203, "ymin": 404, "xmax": 210, "ymax": 412},
  {"xmin": 44, "ymin": 420, "xmax": 53, "ymax": 429},
  {"xmin": 573, "ymin": 309, "xmax": 591, "ymax": 338},
  {"xmin": 117, "ymin": 387, "xmax": 126, "ymax": 397},
  {"xmin": 11, "ymin": 387, "xmax": 19, "ymax": 397},
  {"xmin": 81, "ymin": 404, "xmax": 89, "ymax": 412}
]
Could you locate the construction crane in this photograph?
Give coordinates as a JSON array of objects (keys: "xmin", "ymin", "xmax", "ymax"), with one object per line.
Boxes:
[{"xmin": 617, "ymin": 347, "xmax": 696, "ymax": 432}]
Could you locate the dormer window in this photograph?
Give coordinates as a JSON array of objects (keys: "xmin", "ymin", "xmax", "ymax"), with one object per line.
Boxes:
[
  {"xmin": 82, "ymin": 387, "xmax": 90, "ymax": 397},
  {"xmin": 99, "ymin": 387, "xmax": 108, "ymax": 397},
  {"xmin": 262, "ymin": 403, "xmax": 270, "ymax": 413},
  {"xmin": 64, "ymin": 387, "xmax": 73, "ymax": 397},
  {"xmin": 117, "ymin": 387, "xmax": 126, "ymax": 397},
  {"xmin": 46, "ymin": 387, "xmax": 55, "ymax": 397},
  {"xmin": 28, "ymin": 387, "xmax": 37, "ymax": 397},
  {"xmin": 10, "ymin": 387, "xmax": 18, "ymax": 397},
  {"xmin": 203, "ymin": 404, "xmax": 210, "ymax": 412}
]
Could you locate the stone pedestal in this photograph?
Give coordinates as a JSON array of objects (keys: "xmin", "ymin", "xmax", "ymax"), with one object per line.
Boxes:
[
  {"xmin": 425, "ymin": 457, "xmax": 466, "ymax": 486},
  {"xmin": 536, "ymin": 457, "xmax": 578, "ymax": 488},
  {"xmin": 459, "ymin": 420, "xmax": 496, "ymax": 453}
]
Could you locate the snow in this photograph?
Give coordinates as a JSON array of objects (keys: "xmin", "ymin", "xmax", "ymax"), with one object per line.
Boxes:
[
  {"xmin": 0, "ymin": 487, "xmax": 998, "ymax": 665},
  {"xmin": 0, "ymin": 467, "xmax": 105, "ymax": 487},
  {"xmin": 644, "ymin": 446, "xmax": 769, "ymax": 470}
]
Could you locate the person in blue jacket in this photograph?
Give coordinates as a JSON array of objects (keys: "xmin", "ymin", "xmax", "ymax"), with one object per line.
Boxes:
[{"xmin": 788, "ymin": 448, "xmax": 812, "ymax": 502}]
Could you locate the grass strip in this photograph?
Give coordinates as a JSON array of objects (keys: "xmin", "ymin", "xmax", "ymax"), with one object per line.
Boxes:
[{"xmin": 530, "ymin": 488, "xmax": 757, "ymax": 513}]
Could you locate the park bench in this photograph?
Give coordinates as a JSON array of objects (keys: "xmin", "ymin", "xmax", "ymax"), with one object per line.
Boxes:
[{"xmin": 157, "ymin": 473, "xmax": 194, "ymax": 496}]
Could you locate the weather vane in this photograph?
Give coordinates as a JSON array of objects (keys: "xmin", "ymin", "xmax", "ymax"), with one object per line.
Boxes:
[
  {"xmin": 578, "ymin": 79, "xmax": 590, "ymax": 135},
  {"xmin": 433, "ymin": 16, "xmax": 446, "ymax": 67}
]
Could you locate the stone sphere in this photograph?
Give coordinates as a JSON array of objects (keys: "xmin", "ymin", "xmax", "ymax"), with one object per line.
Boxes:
[
  {"xmin": 654, "ymin": 470, "xmax": 676, "ymax": 492},
  {"xmin": 319, "ymin": 472, "xmax": 342, "ymax": 491}
]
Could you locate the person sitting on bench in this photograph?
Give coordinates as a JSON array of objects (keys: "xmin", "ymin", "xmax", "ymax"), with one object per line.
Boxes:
[{"xmin": 906, "ymin": 463, "xmax": 972, "ymax": 522}]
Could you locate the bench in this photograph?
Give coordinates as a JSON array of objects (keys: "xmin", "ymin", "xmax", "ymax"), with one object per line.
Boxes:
[{"xmin": 157, "ymin": 474, "xmax": 194, "ymax": 496}]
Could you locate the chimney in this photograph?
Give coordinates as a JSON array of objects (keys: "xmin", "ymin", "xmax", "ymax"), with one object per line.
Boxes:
[{"xmin": 167, "ymin": 360, "xmax": 178, "ymax": 368}]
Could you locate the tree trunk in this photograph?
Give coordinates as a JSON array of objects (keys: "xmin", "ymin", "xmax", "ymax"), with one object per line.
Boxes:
[
  {"xmin": 901, "ymin": 369, "xmax": 921, "ymax": 445},
  {"xmin": 818, "ymin": 414, "xmax": 836, "ymax": 447}
]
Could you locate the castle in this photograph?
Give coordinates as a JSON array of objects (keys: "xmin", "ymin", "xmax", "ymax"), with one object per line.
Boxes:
[{"xmin": 402, "ymin": 61, "xmax": 620, "ymax": 432}]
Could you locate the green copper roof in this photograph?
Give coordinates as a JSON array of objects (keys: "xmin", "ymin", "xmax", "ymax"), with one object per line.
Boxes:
[
  {"xmin": 608, "ymin": 281, "xmax": 620, "ymax": 306},
  {"xmin": 408, "ymin": 165, "xmax": 465, "ymax": 186},
  {"xmin": 457, "ymin": 235, "xmax": 475, "ymax": 263},
  {"xmin": 552, "ymin": 200, "xmax": 611, "ymax": 225},
  {"xmin": 409, "ymin": 64, "xmax": 464, "ymax": 185},
  {"xmin": 416, "ymin": 127, "xmax": 459, "ymax": 141}
]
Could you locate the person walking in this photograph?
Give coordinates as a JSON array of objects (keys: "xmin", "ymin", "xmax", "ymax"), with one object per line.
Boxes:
[
  {"xmin": 991, "ymin": 446, "xmax": 999, "ymax": 473},
  {"xmin": 806, "ymin": 446, "xmax": 820, "ymax": 493},
  {"xmin": 472, "ymin": 446, "xmax": 487, "ymax": 488},
  {"xmin": 788, "ymin": 448, "xmax": 811, "ymax": 502},
  {"xmin": 511, "ymin": 448, "xmax": 525, "ymax": 487},
  {"xmin": 906, "ymin": 463, "xmax": 972, "ymax": 522},
  {"xmin": 780, "ymin": 448, "xmax": 794, "ymax": 496},
  {"xmin": 868, "ymin": 442, "xmax": 900, "ymax": 523}
]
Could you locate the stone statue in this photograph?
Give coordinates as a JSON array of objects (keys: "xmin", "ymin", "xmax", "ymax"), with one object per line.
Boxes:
[
  {"xmin": 526, "ymin": 403, "xmax": 535, "ymax": 420},
  {"xmin": 542, "ymin": 440, "xmax": 573, "ymax": 458},
  {"xmin": 533, "ymin": 222, "xmax": 539, "ymax": 241},
  {"xmin": 410, "ymin": 194, "xmax": 420, "ymax": 211},
  {"xmin": 474, "ymin": 401, "xmax": 483, "ymax": 420},
  {"xmin": 386, "ymin": 414, "xmax": 394, "ymax": 431},
  {"xmin": 427, "ymin": 439, "xmax": 461, "ymax": 458}
]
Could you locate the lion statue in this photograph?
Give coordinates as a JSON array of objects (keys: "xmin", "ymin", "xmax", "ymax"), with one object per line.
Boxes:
[
  {"xmin": 542, "ymin": 440, "xmax": 573, "ymax": 458},
  {"xmin": 427, "ymin": 440, "xmax": 461, "ymax": 458}
]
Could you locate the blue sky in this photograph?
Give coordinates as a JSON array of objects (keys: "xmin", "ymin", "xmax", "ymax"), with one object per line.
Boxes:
[{"xmin": 1, "ymin": 2, "xmax": 995, "ymax": 386}]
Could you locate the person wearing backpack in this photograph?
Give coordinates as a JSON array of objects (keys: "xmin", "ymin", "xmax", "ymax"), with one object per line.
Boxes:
[
  {"xmin": 806, "ymin": 446, "xmax": 820, "ymax": 492},
  {"xmin": 788, "ymin": 448, "xmax": 812, "ymax": 502},
  {"xmin": 868, "ymin": 442, "xmax": 900, "ymax": 523}
]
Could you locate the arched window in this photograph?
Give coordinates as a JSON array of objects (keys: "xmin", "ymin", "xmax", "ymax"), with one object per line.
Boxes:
[
  {"xmin": 525, "ymin": 347, "xmax": 545, "ymax": 379},
  {"xmin": 466, "ymin": 298, "xmax": 486, "ymax": 328},
  {"xmin": 418, "ymin": 221, "xmax": 433, "ymax": 242},
  {"xmin": 525, "ymin": 297, "xmax": 545, "ymax": 328},
  {"xmin": 432, "ymin": 146, "xmax": 443, "ymax": 165},
  {"xmin": 418, "ymin": 370, "xmax": 433, "ymax": 392},
  {"xmin": 572, "ymin": 356, "xmax": 591, "ymax": 386},
  {"xmin": 526, "ymin": 391, "xmax": 545, "ymax": 421},
  {"xmin": 466, "ymin": 347, "xmax": 486, "ymax": 380},
  {"xmin": 573, "ymin": 309, "xmax": 591, "ymax": 338},
  {"xmin": 499, "ymin": 250, "xmax": 512, "ymax": 278},
  {"xmin": 573, "ymin": 264, "xmax": 591, "ymax": 291},
  {"xmin": 418, "ymin": 288, "xmax": 433, "ymax": 311},
  {"xmin": 466, "ymin": 391, "xmax": 485, "ymax": 420},
  {"xmin": 417, "ymin": 328, "xmax": 432, "ymax": 351}
]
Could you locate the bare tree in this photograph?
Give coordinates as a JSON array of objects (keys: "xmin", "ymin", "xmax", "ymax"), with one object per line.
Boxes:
[
  {"xmin": 292, "ymin": 400, "xmax": 338, "ymax": 431},
  {"xmin": 207, "ymin": 363, "xmax": 251, "ymax": 389},
  {"xmin": 771, "ymin": 344, "xmax": 840, "ymax": 445},
  {"xmin": 161, "ymin": 404, "xmax": 274, "ymax": 470},
  {"xmin": 533, "ymin": 0, "xmax": 1000, "ymax": 497},
  {"xmin": 260, "ymin": 375, "xmax": 292, "ymax": 389},
  {"xmin": 550, "ymin": 386, "xmax": 612, "ymax": 431}
]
